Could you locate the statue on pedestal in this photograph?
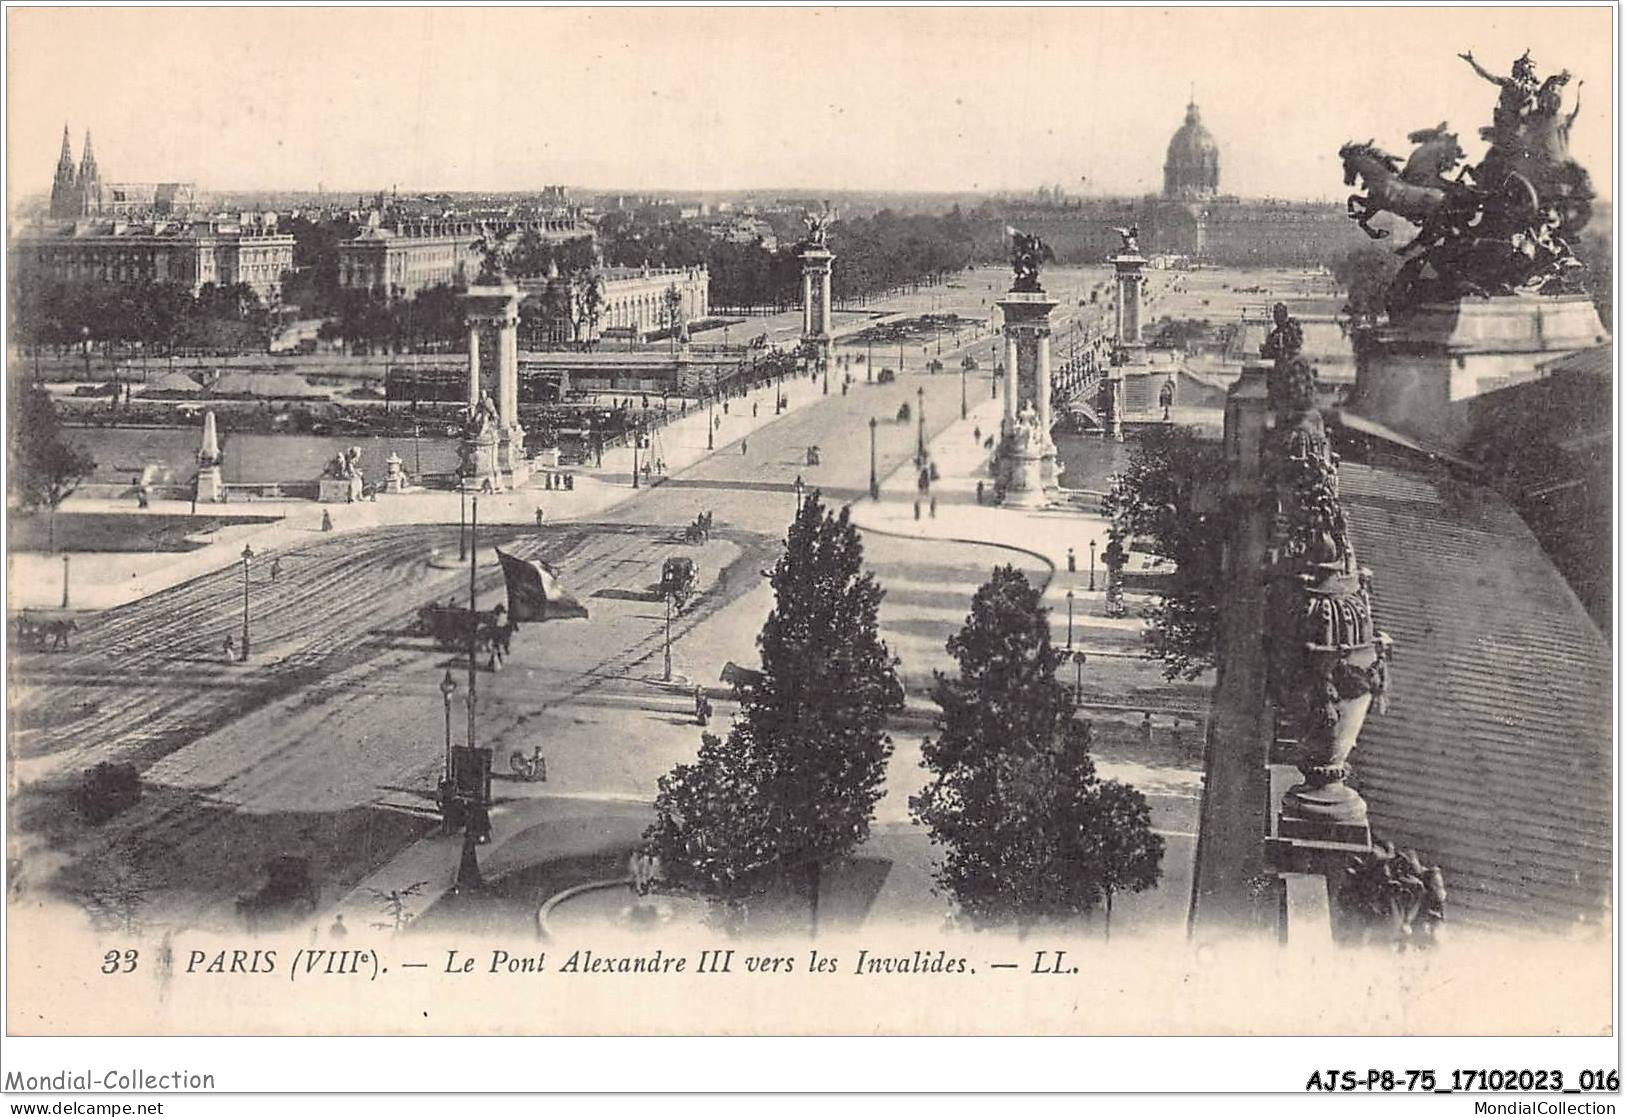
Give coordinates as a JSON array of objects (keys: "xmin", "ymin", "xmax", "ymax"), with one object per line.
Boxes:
[
  {"xmin": 323, "ymin": 446, "xmax": 364, "ymax": 482},
  {"xmin": 472, "ymin": 229, "xmax": 512, "ymax": 284},
  {"xmin": 1112, "ymin": 224, "xmax": 1142, "ymax": 255},
  {"xmin": 319, "ymin": 446, "xmax": 366, "ymax": 503},
  {"xmin": 801, "ymin": 204, "xmax": 834, "ymax": 248},
  {"xmin": 1338, "ymin": 49, "xmax": 1593, "ymax": 311},
  {"xmin": 466, "ymin": 390, "xmax": 500, "ymax": 437},
  {"xmin": 1010, "ymin": 231, "xmax": 1054, "ymax": 293}
]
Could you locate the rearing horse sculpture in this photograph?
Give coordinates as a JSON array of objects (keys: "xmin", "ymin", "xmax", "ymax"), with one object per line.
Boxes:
[{"xmin": 1340, "ymin": 140, "xmax": 1456, "ymax": 241}]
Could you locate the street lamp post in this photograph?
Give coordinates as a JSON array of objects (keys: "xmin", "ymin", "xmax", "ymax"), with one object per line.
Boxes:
[
  {"xmin": 1072, "ymin": 650, "xmax": 1087, "ymax": 697},
  {"xmin": 663, "ymin": 590, "xmax": 674, "ymax": 682},
  {"xmin": 1090, "ymin": 539, "xmax": 1098, "ymax": 592},
  {"xmin": 867, "ymin": 339, "xmax": 873, "ymax": 382},
  {"xmin": 632, "ymin": 423, "xmax": 640, "ymax": 489},
  {"xmin": 61, "ymin": 555, "xmax": 70, "ymax": 609},
  {"xmin": 794, "ymin": 475, "xmax": 805, "ymax": 514},
  {"xmin": 960, "ymin": 361, "xmax": 968, "ymax": 420},
  {"xmin": 239, "ymin": 544, "xmax": 254, "ymax": 661},
  {"xmin": 915, "ymin": 386, "xmax": 926, "ymax": 466},
  {"xmin": 412, "ymin": 423, "xmax": 422, "ymax": 480},
  {"xmin": 459, "ymin": 489, "xmax": 467, "ymax": 561},
  {"xmin": 1066, "ymin": 588, "xmax": 1074, "ymax": 649},
  {"xmin": 464, "ymin": 494, "xmax": 491, "ymax": 843},
  {"xmin": 868, "ymin": 417, "xmax": 879, "ymax": 501},
  {"xmin": 707, "ymin": 394, "xmax": 714, "ymax": 451},
  {"xmin": 439, "ymin": 670, "xmax": 457, "ymax": 788}
]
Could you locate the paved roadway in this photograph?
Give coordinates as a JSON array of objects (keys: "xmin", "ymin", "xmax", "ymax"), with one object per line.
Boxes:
[{"xmin": 10, "ymin": 275, "xmax": 1194, "ymax": 931}]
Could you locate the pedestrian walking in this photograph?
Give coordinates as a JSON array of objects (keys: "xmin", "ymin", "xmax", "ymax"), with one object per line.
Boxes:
[
  {"xmin": 929, "ymin": 496, "xmax": 938, "ymax": 518},
  {"xmin": 329, "ymin": 913, "xmax": 348, "ymax": 939},
  {"xmin": 913, "ymin": 500, "xmax": 921, "ymax": 521},
  {"xmin": 222, "ymin": 633, "xmax": 235, "ymax": 663},
  {"xmin": 535, "ymin": 508, "xmax": 546, "ymax": 528},
  {"xmin": 976, "ymin": 480, "xmax": 985, "ymax": 505},
  {"xmin": 752, "ymin": 402, "xmax": 758, "ymax": 418},
  {"xmin": 741, "ymin": 439, "xmax": 748, "ymax": 456},
  {"xmin": 1140, "ymin": 712, "xmax": 1154, "ymax": 749},
  {"xmin": 321, "ymin": 510, "xmax": 334, "ymax": 532},
  {"xmin": 270, "ymin": 556, "xmax": 282, "ymax": 582}
]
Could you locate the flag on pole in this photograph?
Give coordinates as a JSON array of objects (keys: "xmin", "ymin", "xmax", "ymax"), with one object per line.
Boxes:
[{"xmin": 495, "ymin": 549, "xmax": 589, "ymax": 623}]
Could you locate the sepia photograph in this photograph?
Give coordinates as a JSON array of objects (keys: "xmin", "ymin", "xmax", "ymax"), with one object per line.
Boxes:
[{"xmin": 0, "ymin": 2, "xmax": 1617, "ymax": 1098}]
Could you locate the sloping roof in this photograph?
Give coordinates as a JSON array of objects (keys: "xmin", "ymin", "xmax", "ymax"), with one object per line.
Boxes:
[
  {"xmin": 1339, "ymin": 461, "xmax": 1612, "ymax": 931},
  {"xmin": 1535, "ymin": 341, "xmax": 1613, "ymax": 380}
]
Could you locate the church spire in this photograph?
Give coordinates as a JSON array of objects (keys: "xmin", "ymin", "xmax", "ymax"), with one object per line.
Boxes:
[
  {"xmin": 78, "ymin": 130, "xmax": 99, "ymax": 184},
  {"xmin": 49, "ymin": 124, "xmax": 78, "ymax": 219},
  {"xmin": 55, "ymin": 124, "xmax": 74, "ymax": 175},
  {"xmin": 76, "ymin": 130, "xmax": 100, "ymax": 216}
]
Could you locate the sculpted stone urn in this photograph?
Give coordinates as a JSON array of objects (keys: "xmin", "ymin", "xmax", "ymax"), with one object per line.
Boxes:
[
  {"xmin": 1280, "ymin": 559, "xmax": 1391, "ymax": 825},
  {"xmin": 1263, "ymin": 386, "xmax": 1392, "ymax": 831}
]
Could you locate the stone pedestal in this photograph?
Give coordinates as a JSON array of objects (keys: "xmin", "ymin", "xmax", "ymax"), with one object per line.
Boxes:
[
  {"xmin": 319, "ymin": 475, "xmax": 363, "ymax": 503},
  {"xmin": 1002, "ymin": 440, "xmax": 1047, "ymax": 508},
  {"xmin": 383, "ymin": 452, "xmax": 406, "ymax": 494},
  {"xmin": 195, "ymin": 464, "xmax": 224, "ymax": 503},
  {"xmin": 1351, "ymin": 294, "xmax": 1608, "ymax": 452},
  {"xmin": 996, "ymin": 290, "xmax": 1061, "ymax": 496},
  {"xmin": 464, "ymin": 282, "xmax": 529, "ymax": 488},
  {"xmin": 458, "ymin": 427, "xmax": 501, "ymax": 492}
]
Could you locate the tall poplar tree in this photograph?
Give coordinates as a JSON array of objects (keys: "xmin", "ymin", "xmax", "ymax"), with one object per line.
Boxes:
[
  {"xmin": 911, "ymin": 566, "xmax": 1163, "ymax": 931},
  {"xmin": 644, "ymin": 492, "xmax": 899, "ymax": 930}
]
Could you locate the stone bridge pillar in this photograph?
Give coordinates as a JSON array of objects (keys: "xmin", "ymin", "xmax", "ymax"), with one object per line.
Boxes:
[
  {"xmin": 997, "ymin": 289, "xmax": 1060, "ymax": 501},
  {"xmin": 798, "ymin": 245, "xmax": 835, "ymax": 366},
  {"xmin": 463, "ymin": 281, "xmax": 527, "ymax": 490}
]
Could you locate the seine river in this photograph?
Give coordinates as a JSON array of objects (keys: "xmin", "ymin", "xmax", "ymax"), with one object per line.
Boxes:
[{"xmin": 67, "ymin": 426, "xmax": 465, "ymax": 486}]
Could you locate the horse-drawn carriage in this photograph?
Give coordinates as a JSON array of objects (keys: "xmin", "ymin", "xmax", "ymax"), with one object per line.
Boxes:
[
  {"xmin": 661, "ymin": 557, "xmax": 698, "ymax": 610},
  {"xmin": 682, "ymin": 510, "xmax": 714, "ymax": 545},
  {"xmin": 414, "ymin": 601, "xmax": 514, "ymax": 661},
  {"xmin": 11, "ymin": 613, "xmax": 77, "ymax": 652}
]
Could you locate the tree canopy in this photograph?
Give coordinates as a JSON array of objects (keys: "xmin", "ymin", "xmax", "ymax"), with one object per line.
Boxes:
[
  {"xmin": 643, "ymin": 493, "xmax": 899, "ymax": 924},
  {"xmin": 911, "ymin": 566, "xmax": 1163, "ymax": 930},
  {"xmin": 1103, "ymin": 425, "xmax": 1225, "ymax": 680},
  {"xmin": 10, "ymin": 382, "xmax": 95, "ymax": 549}
]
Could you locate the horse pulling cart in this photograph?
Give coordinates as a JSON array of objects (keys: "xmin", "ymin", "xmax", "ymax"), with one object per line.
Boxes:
[{"xmin": 414, "ymin": 602, "xmax": 514, "ymax": 662}]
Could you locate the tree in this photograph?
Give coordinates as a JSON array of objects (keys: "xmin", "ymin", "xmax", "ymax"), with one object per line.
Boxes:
[
  {"xmin": 1332, "ymin": 243, "xmax": 1402, "ymax": 320},
  {"xmin": 10, "ymin": 382, "xmax": 95, "ymax": 552},
  {"xmin": 367, "ymin": 880, "xmax": 430, "ymax": 934},
  {"xmin": 570, "ymin": 269, "xmax": 604, "ymax": 347},
  {"xmin": 1102, "ymin": 424, "xmax": 1224, "ymax": 680},
  {"xmin": 643, "ymin": 493, "xmax": 898, "ymax": 932},
  {"xmin": 910, "ymin": 566, "xmax": 1163, "ymax": 931}
]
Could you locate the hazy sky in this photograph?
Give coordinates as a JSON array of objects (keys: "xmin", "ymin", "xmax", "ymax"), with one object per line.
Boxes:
[{"xmin": 7, "ymin": 6, "xmax": 1614, "ymax": 202}]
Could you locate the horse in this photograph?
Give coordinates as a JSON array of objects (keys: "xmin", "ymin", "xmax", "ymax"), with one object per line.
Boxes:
[
  {"xmin": 1400, "ymin": 123, "xmax": 1466, "ymax": 187},
  {"xmin": 1340, "ymin": 140, "xmax": 1458, "ymax": 241},
  {"xmin": 44, "ymin": 619, "xmax": 78, "ymax": 651},
  {"xmin": 719, "ymin": 660, "xmax": 764, "ymax": 695}
]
